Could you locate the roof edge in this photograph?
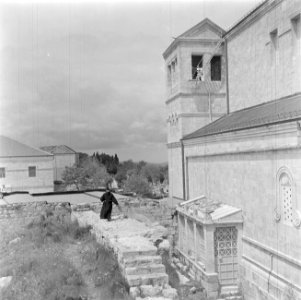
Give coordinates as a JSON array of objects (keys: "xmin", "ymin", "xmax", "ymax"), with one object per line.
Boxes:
[
  {"xmin": 163, "ymin": 18, "xmax": 225, "ymax": 59},
  {"xmin": 182, "ymin": 92, "xmax": 301, "ymax": 141},
  {"xmin": 224, "ymin": 0, "xmax": 279, "ymax": 40}
]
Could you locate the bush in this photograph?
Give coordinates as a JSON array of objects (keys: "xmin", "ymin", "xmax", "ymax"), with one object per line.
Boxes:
[
  {"xmin": 161, "ymin": 250, "xmax": 180, "ymax": 290},
  {"xmin": 1, "ymin": 247, "xmax": 85, "ymax": 300},
  {"xmin": 26, "ymin": 208, "xmax": 92, "ymax": 245},
  {"xmin": 80, "ymin": 238, "xmax": 130, "ymax": 299}
]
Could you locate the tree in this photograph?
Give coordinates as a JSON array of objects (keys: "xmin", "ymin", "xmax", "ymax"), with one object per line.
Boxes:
[
  {"xmin": 140, "ymin": 164, "xmax": 158, "ymax": 184},
  {"xmin": 78, "ymin": 152, "xmax": 89, "ymax": 166},
  {"xmin": 92, "ymin": 152, "xmax": 119, "ymax": 175},
  {"xmin": 82, "ymin": 158, "xmax": 111, "ymax": 188},
  {"xmin": 124, "ymin": 174, "xmax": 151, "ymax": 197},
  {"xmin": 62, "ymin": 165, "xmax": 87, "ymax": 191},
  {"xmin": 62, "ymin": 157, "xmax": 111, "ymax": 190}
]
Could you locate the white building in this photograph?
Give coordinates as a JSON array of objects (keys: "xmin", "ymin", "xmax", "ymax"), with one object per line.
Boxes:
[
  {"xmin": 0, "ymin": 136, "xmax": 54, "ymax": 193},
  {"xmin": 164, "ymin": 0, "xmax": 301, "ymax": 299},
  {"xmin": 40, "ymin": 145, "xmax": 78, "ymax": 182}
]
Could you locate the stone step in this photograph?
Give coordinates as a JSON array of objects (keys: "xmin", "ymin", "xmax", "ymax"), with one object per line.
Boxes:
[
  {"xmin": 218, "ymin": 297, "xmax": 242, "ymax": 300},
  {"xmin": 220, "ymin": 285, "xmax": 239, "ymax": 295},
  {"xmin": 121, "ymin": 249, "xmax": 157, "ymax": 259},
  {"xmin": 220, "ymin": 293, "xmax": 241, "ymax": 297},
  {"xmin": 126, "ymin": 272, "xmax": 169, "ymax": 287},
  {"xmin": 122, "ymin": 255, "xmax": 162, "ymax": 268},
  {"xmin": 125, "ymin": 264, "xmax": 166, "ymax": 276},
  {"xmin": 136, "ymin": 297, "xmax": 172, "ymax": 300}
]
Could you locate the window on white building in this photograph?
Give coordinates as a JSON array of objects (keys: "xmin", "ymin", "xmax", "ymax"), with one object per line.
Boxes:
[
  {"xmin": 167, "ymin": 57, "xmax": 178, "ymax": 87},
  {"xmin": 292, "ymin": 14, "xmax": 300, "ymax": 40},
  {"xmin": 28, "ymin": 166, "xmax": 36, "ymax": 177},
  {"xmin": 167, "ymin": 65, "xmax": 172, "ymax": 84},
  {"xmin": 211, "ymin": 56, "xmax": 221, "ymax": 81},
  {"xmin": 0, "ymin": 168, "xmax": 5, "ymax": 178},
  {"xmin": 191, "ymin": 55, "xmax": 203, "ymax": 79},
  {"xmin": 270, "ymin": 29, "xmax": 279, "ymax": 64},
  {"xmin": 279, "ymin": 172, "xmax": 293, "ymax": 225},
  {"xmin": 291, "ymin": 14, "xmax": 301, "ymax": 57}
]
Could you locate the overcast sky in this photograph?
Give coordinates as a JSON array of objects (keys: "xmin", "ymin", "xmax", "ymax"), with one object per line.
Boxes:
[{"xmin": 0, "ymin": 0, "xmax": 260, "ymax": 162}]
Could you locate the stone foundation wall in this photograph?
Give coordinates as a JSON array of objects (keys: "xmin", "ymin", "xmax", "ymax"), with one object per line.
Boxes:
[
  {"xmin": 173, "ymin": 248, "xmax": 219, "ymax": 300},
  {"xmin": 0, "ymin": 201, "xmax": 71, "ymax": 220}
]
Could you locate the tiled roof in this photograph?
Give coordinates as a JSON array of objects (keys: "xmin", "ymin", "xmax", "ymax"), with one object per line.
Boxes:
[
  {"xmin": 0, "ymin": 136, "xmax": 52, "ymax": 157},
  {"xmin": 183, "ymin": 93, "xmax": 301, "ymax": 140},
  {"xmin": 40, "ymin": 145, "xmax": 77, "ymax": 155}
]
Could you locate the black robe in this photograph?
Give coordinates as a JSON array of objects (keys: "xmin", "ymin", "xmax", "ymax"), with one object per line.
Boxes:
[{"xmin": 100, "ymin": 191, "xmax": 119, "ymax": 220}]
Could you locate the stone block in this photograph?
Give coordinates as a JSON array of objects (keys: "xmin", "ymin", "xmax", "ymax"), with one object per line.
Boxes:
[
  {"xmin": 162, "ymin": 286, "xmax": 178, "ymax": 299},
  {"xmin": 140, "ymin": 284, "xmax": 162, "ymax": 297},
  {"xmin": 123, "ymin": 256, "xmax": 162, "ymax": 268},
  {"xmin": 129, "ymin": 286, "xmax": 140, "ymax": 299},
  {"xmin": 126, "ymin": 264, "xmax": 166, "ymax": 276}
]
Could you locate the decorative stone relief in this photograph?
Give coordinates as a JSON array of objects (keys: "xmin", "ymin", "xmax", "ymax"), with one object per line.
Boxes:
[
  {"xmin": 293, "ymin": 211, "xmax": 301, "ymax": 229},
  {"xmin": 273, "ymin": 208, "xmax": 281, "ymax": 223}
]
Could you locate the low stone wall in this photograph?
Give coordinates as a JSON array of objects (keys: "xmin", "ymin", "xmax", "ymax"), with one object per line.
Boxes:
[{"xmin": 0, "ymin": 201, "xmax": 71, "ymax": 220}]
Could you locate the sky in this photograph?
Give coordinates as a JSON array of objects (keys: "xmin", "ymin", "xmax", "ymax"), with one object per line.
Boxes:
[{"xmin": 0, "ymin": 0, "xmax": 261, "ymax": 163}]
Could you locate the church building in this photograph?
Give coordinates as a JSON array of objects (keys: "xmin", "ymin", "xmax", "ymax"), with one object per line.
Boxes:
[{"xmin": 163, "ymin": 0, "xmax": 301, "ymax": 299}]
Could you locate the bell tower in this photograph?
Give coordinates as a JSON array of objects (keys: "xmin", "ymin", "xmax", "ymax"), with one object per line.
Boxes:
[{"xmin": 163, "ymin": 18, "xmax": 227, "ymax": 202}]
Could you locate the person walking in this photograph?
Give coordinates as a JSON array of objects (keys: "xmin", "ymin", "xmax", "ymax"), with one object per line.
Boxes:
[{"xmin": 100, "ymin": 187, "xmax": 121, "ymax": 221}]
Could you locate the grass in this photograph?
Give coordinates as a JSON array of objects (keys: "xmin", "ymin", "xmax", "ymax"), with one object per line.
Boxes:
[
  {"xmin": 0, "ymin": 206, "xmax": 130, "ymax": 300},
  {"xmin": 79, "ymin": 237, "xmax": 131, "ymax": 300},
  {"xmin": 161, "ymin": 250, "xmax": 180, "ymax": 290}
]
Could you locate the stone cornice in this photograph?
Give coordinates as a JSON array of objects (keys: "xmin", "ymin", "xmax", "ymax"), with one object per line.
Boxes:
[
  {"xmin": 163, "ymin": 38, "xmax": 221, "ymax": 60},
  {"xmin": 166, "ymin": 92, "xmax": 226, "ymax": 104},
  {"xmin": 225, "ymin": 0, "xmax": 282, "ymax": 41},
  {"xmin": 242, "ymin": 236, "xmax": 301, "ymax": 270},
  {"xmin": 182, "ymin": 121, "xmax": 299, "ymax": 147},
  {"xmin": 242, "ymin": 255, "xmax": 301, "ymax": 293},
  {"xmin": 178, "ymin": 112, "xmax": 224, "ymax": 118},
  {"xmin": 186, "ymin": 145, "xmax": 301, "ymax": 160},
  {"xmin": 167, "ymin": 142, "xmax": 182, "ymax": 149}
]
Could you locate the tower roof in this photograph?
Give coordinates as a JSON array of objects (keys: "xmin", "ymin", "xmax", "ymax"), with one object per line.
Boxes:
[{"xmin": 163, "ymin": 18, "xmax": 225, "ymax": 59}]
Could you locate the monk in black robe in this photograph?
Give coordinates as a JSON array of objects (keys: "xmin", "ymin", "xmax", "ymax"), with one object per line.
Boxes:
[{"xmin": 100, "ymin": 188, "xmax": 120, "ymax": 221}]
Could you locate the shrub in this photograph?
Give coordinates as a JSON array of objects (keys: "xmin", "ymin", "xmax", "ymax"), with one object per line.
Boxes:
[
  {"xmin": 161, "ymin": 250, "xmax": 180, "ymax": 290},
  {"xmin": 26, "ymin": 208, "xmax": 91, "ymax": 245},
  {"xmin": 1, "ymin": 248, "xmax": 85, "ymax": 300},
  {"xmin": 80, "ymin": 238, "xmax": 130, "ymax": 299}
]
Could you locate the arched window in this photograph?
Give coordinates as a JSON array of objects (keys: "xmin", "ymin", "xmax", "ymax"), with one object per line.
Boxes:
[
  {"xmin": 279, "ymin": 172, "xmax": 293, "ymax": 225},
  {"xmin": 276, "ymin": 167, "xmax": 300, "ymax": 228}
]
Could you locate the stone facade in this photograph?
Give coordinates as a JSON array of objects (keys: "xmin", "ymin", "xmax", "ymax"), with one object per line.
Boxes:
[
  {"xmin": 227, "ymin": 0, "xmax": 301, "ymax": 112},
  {"xmin": 164, "ymin": 0, "xmax": 301, "ymax": 299},
  {"xmin": 182, "ymin": 122, "xmax": 301, "ymax": 299},
  {"xmin": 163, "ymin": 19, "xmax": 228, "ymax": 203}
]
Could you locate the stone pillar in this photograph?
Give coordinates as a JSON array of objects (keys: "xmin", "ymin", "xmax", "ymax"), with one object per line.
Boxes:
[
  {"xmin": 184, "ymin": 216, "xmax": 188, "ymax": 254},
  {"xmin": 177, "ymin": 213, "xmax": 182, "ymax": 251},
  {"xmin": 193, "ymin": 222, "xmax": 197, "ymax": 263},
  {"xmin": 204, "ymin": 225, "xmax": 215, "ymax": 273}
]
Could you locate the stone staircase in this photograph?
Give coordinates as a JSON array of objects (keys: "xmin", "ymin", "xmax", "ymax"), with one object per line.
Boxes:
[
  {"xmin": 217, "ymin": 285, "xmax": 243, "ymax": 300},
  {"xmin": 73, "ymin": 210, "xmax": 178, "ymax": 300}
]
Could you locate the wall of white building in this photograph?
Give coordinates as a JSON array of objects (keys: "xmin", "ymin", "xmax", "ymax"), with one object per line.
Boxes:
[
  {"xmin": 0, "ymin": 156, "xmax": 54, "ymax": 193},
  {"xmin": 227, "ymin": 0, "xmax": 301, "ymax": 112}
]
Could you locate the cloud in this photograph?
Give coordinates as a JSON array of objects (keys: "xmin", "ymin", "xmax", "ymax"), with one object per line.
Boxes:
[{"xmin": 0, "ymin": 1, "xmax": 260, "ymax": 162}]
